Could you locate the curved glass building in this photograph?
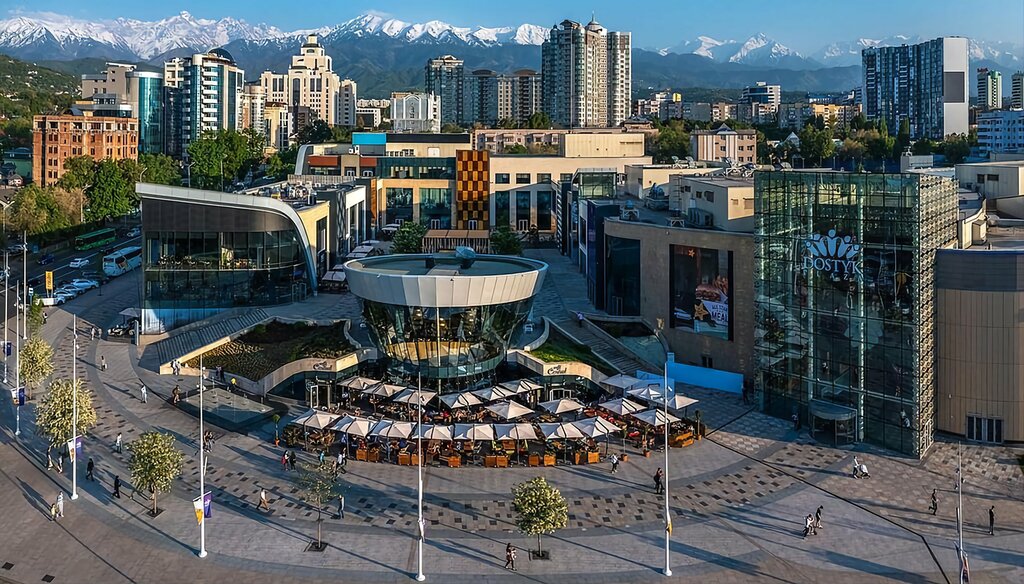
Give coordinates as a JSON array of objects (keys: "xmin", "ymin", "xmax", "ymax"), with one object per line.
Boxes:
[{"xmin": 345, "ymin": 252, "xmax": 547, "ymax": 382}]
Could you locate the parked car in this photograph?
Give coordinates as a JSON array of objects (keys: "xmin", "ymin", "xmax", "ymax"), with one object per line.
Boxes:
[
  {"xmin": 108, "ymin": 318, "xmax": 139, "ymax": 337},
  {"xmin": 69, "ymin": 279, "xmax": 99, "ymax": 290},
  {"xmin": 56, "ymin": 285, "xmax": 81, "ymax": 298},
  {"xmin": 37, "ymin": 253, "xmax": 55, "ymax": 265},
  {"xmin": 6, "ymin": 243, "xmax": 26, "ymax": 253},
  {"xmin": 69, "ymin": 258, "xmax": 90, "ymax": 268},
  {"xmin": 126, "ymin": 227, "xmax": 141, "ymax": 238},
  {"xmin": 40, "ymin": 293, "xmax": 73, "ymax": 307}
]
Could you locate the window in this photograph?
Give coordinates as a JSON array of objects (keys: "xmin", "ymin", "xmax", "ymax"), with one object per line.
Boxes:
[
  {"xmin": 977, "ymin": 174, "xmax": 985, "ymax": 184},
  {"xmin": 515, "ymin": 173, "xmax": 531, "ymax": 184},
  {"xmin": 467, "ymin": 219, "xmax": 479, "ymax": 230},
  {"xmin": 987, "ymin": 174, "xmax": 999, "ymax": 182},
  {"xmin": 966, "ymin": 415, "xmax": 1003, "ymax": 443},
  {"xmin": 536, "ymin": 191, "xmax": 553, "ymax": 231},
  {"xmin": 701, "ymin": 355, "xmax": 714, "ymax": 368},
  {"xmin": 494, "ymin": 191, "xmax": 510, "ymax": 227},
  {"xmin": 516, "ymin": 191, "xmax": 531, "ymax": 228},
  {"xmin": 495, "ymin": 173, "xmax": 510, "ymax": 184},
  {"xmin": 559, "ymin": 173, "xmax": 573, "ymax": 183},
  {"xmin": 538, "ymin": 173, "xmax": 552, "ymax": 183},
  {"xmin": 705, "ymin": 191, "xmax": 715, "ymax": 203}
]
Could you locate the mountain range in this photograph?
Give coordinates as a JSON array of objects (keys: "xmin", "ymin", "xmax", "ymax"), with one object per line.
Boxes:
[{"xmin": 0, "ymin": 11, "xmax": 1020, "ymax": 97}]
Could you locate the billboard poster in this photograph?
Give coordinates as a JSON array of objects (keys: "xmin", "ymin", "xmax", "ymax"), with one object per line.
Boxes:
[{"xmin": 670, "ymin": 245, "xmax": 732, "ymax": 340}]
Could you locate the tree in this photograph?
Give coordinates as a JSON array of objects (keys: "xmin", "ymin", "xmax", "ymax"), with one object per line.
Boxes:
[
  {"xmin": 19, "ymin": 337, "xmax": 54, "ymax": 399},
  {"xmin": 839, "ymin": 138, "xmax": 866, "ymax": 164},
  {"xmin": 441, "ymin": 123, "xmax": 464, "ymax": 133},
  {"xmin": 186, "ymin": 129, "xmax": 254, "ymax": 190},
  {"xmin": 57, "ymin": 156, "xmax": 96, "ymax": 192},
  {"xmin": 511, "ymin": 476, "xmax": 567, "ymax": 557},
  {"xmin": 895, "ymin": 119, "xmax": 912, "ymax": 157},
  {"xmin": 525, "ymin": 112, "xmax": 551, "ymax": 129},
  {"xmin": 502, "ymin": 144, "xmax": 528, "ymax": 154},
  {"xmin": 296, "ymin": 461, "xmax": 343, "ymax": 550},
  {"xmin": 27, "ymin": 298, "xmax": 44, "ymax": 333},
  {"xmin": 941, "ymin": 135, "xmax": 971, "ymax": 165},
  {"xmin": 912, "ymin": 139, "xmax": 936, "ymax": 156},
  {"xmin": 490, "ymin": 224, "xmax": 523, "ymax": 255},
  {"xmin": 86, "ymin": 159, "xmax": 133, "ymax": 221},
  {"xmin": 798, "ymin": 126, "xmax": 835, "ymax": 167},
  {"xmin": 135, "ymin": 153, "xmax": 181, "ymax": 186},
  {"xmin": 296, "ymin": 120, "xmax": 333, "ymax": 145},
  {"xmin": 52, "ymin": 187, "xmax": 86, "ymax": 225},
  {"xmin": 9, "ymin": 185, "xmax": 51, "ymax": 234},
  {"xmin": 648, "ymin": 118, "xmax": 690, "ymax": 164},
  {"xmin": 35, "ymin": 378, "xmax": 96, "ymax": 454},
  {"xmin": 390, "ymin": 222, "xmax": 427, "ymax": 254},
  {"xmin": 127, "ymin": 432, "xmax": 184, "ymax": 516}
]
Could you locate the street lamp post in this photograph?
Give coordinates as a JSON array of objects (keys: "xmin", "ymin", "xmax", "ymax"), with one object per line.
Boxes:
[
  {"xmin": 71, "ymin": 314, "xmax": 79, "ymax": 500},
  {"xmin": 663, "ymin": 352, "xmax": 674, "ymax": 577},
  {"xmin": 198, "ymin": 355, "xmax": 208, "ymax": 558},
  {"xmin": 416, "ymin": 371, "xmax": 425, "ymax": 582},
  {"xmin": 2, "ymin": 200, "xmax": 9, "ymax": 385}
]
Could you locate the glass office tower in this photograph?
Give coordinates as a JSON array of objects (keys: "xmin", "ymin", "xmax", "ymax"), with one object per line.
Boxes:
[{"xmin": 754, "ymin": 172, "xmax": 957, "ymax": 456}]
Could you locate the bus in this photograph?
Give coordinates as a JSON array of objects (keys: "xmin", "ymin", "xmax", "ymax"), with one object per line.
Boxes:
[
  {"xmin": 75, "ymin": 228, "xmax": 116, "ymax": 251},
  {"xmin": 103, "ymin": 246, "xmax": 142, "ymax": 277}
]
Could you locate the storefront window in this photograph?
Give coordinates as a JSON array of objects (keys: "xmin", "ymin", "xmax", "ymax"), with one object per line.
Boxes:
[
  {"xmin": 419, "ymin": 188, "xmax": 452, "ymax": 229},
  {"xmin": 385, "ymin": 187, "xmax": 414, "ymax": 224}
]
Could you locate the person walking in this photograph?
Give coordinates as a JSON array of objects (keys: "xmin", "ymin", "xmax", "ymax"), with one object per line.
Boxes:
[
  {"xmin": 338, "ymin": 450, "xmax": 347, "ymax": 475},
  {"xmin": 86, "ymin": 457, "xmax": 95, "ymax": 481},
  {"xmin": 576, "ymin": 312, "xmax": 585, "ymax": 328},
  {"xmin": 100, "ymin": 355, "xmax": 106, "ymax": 371},
  {"xmin": 929, "ymin": 489, "xmax": 938, "ymax": 515},
  {"xmin": 139, "ymin": 383, "xmax": 147, "ymax": 403},
  {"xmin": 989, "ymin": 505, "xmax": 995, "ymax": 535},
  {"xmin": 814, "ymin": 505, "xmax": 823, "ymax": 532},
  {"xmin": 281, "ymin": 451, "xmax": 289, "ymax": 471},
  {"xmin": 113, "ymin": 475, "xmax": 122, "ymax": 498},
  {"xmin": 852, "ymin": 456, "xmax": 861, "ymax": 478},
  {"xmin": 258, "ymin": 488, "xmax": 271, "ymax": 512},
  {"xmin": 337, "ymin": 494, "xmax": 345, "ymax": 519},
  {"xmin": 610, "ymin": 453, "xmax": 619, "ymax": 474},
  {"xmin": 803, "ymin": 513, "xmax": 814, "ymax": 538},
  {"xmin": 653, "ymin": 467, "xmax": 664, "ymax": 494},
  {"xmin": 56, "ymin": 492, "xmax": 64, "ymax": 518},
  {"xmin": 319, "ymin": 449, "xmax": 326, "ymax": 468},
  {"xmin": 115, "ymin": 432, "xmax": 123, "ymax": 453},
  {"xmin": 288, "ymin": 450, "xmax": 296, "ymax": 471},
  {"xmin": 50, "ymin": 501, "xmax": 58, "ymax": 521},
  {"xmin": 504, "ymin": 543, "xmax": 517, "ymax": 571},
  {"xmin": 90, "ymin": 327, "xmax": 95, "ymax": 341}
]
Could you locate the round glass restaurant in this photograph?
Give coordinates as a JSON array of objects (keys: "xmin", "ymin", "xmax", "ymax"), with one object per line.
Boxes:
[{"xmin": 344, "ymin": 251, "xmax": 547, "ymax": 384}]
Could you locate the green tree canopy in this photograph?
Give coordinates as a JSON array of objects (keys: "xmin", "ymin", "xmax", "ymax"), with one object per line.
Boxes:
[
  {"xmin": 648, "ymin": 118, "xmax": 690, "ymax": 164},
  {"xmin": 441, "ymin": 123, "xmax": 464, "ymax": 133},
  {"xmin": 296, "ymin": 120, "xmax": 334, "ymax": 145},
  {"xmin": 940, "ymin": 135, "xmax": 971, "ymax": 165},
  {"xmin": 490, "ymin": 224, "xmax": 523, "ymax": 255},
  {"xmin": 390, "ymin": 222, "xmax": 427, "ymax": 254},
  {"xmin": 512, "ymin": 476, "xmax": 568, "ymax": 554},
  {"xmin": 797, "ymin": 125, "xmax": 835, "ymax": 167},
  {"xmin": 19, "ymin": 336, "xmax": 54, "ymax": 397},
  {"xmin": 86, "ymin": 159, "xmax": 133, "ymax": 221},
  {"xmin": 35, "ymin": 378, "xmax": 96, "ymax": 448},
  {"xmin": 128, "ymin": 431, "xmax": 184, "ymax": 516},
  {"xmin": 186, "ymin": 129, "xmax": 258, "ymax": 190},
  {"xmin": 135, "ymin": 153, "xmax": 182, "ymax": 186},
  {"xmin": 57, "ymin": 156, "xmax": 96, "ymax": 192},
  {"xmin": 525, "ymin": 112, "xmax": 551, "ymax": 129}
]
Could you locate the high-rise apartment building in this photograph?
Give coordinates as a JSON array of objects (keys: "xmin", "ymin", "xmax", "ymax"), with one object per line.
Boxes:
[
  {"xmin": 165, "ymin": 49, "xmax": 245, "ymax": 152},
  {"xmin": 541, "ymin": 18, "xmax": 631, "ymax": 128},
  {"xmin": 81, "ymin": 63, "xmax": 164, "ymax": 154},
  {"xmin": 978, "ymin": 68, "xmax": 1003, "ymax": 111},
  {"xmin": 425, "ymin": 55, "xmax": 465, "ymax": 126},
  {"xmin": 1011, "ymin": 71, "xmax": 1024, "ymax": 110},
  {"xmin": 241, "ymin": 83, "xmax": 266, "ymax": 132},
  {"xmin": 862, "ymin": 37, "xmax": 969, "ymax": 139},
  {"xmin": 511, "ymin": 69, "xmax": 543, "ymax": 124},
  {"xmin": 259, "ymin": 35, "xmax": 357, "ymax": 131},
  {"xmin": 463, "ymin": 68, "xmax": 543, "ymax": 127},
  {"xmin": 977, "ymin": 109, "xmax": 1024, "ymax": 154}
]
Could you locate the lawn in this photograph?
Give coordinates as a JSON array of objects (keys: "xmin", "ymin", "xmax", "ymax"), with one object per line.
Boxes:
[
  {"xmin": 531, "ymin": 328, "xmax": 617, "ymax": 376},
  {"xmin": 186, "ymin": 320, "xmax": 352, "ymax": 381}
]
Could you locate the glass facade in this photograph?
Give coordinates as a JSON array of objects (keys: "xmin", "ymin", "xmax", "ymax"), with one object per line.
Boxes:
[
  {"xmin": 378, "ymin": 157, "xmax": 456, "ymax": 179},
  {"xmin": 536, "ymin": 191, "xmax": 553, "ymax": 230},
  {"xmin": 419, "ymin": 188, "xmax": 452, "ymax": 228},
  {"xmin": 362, "ymin": 299, "xmax": 534, "ymax": 381},
  {"xmin": 604, "ymin": 236, "xmax": 640, "ymax": 316},
  {"xmin": 494, "ymin": 191, "xmax": 510, "ymax": 228},
  {"xmin": 385, "ymin": 188, "xmax": 413, "ymax": 224},
  {"xmin": 578, "ymin": 170, "xmax": 616, "ymax": 199},
  {"xmin": 144, "ymin": 230, "xmax": 310, "ymax": 330},
  {"xmin": 754, "ymin": 172, "xmax": 957, "ymax": 456},
  {"xmin": 516, "ymin": 191, "xmax": 531, "ymax": 227},
  {"xmin": 134, "ymin": 75, "xmax": 163, "ymax": 154}
]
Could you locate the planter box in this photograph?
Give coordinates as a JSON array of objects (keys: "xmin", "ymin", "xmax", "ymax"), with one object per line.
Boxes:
[{"xmin": 543, "ymin": 454, "xmax": 556, "ymax": 466}]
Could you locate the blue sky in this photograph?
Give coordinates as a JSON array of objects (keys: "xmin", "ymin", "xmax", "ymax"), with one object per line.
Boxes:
[{"xmin": 9, "ymin": 0, "xmax": 1024, "ymax": 51}]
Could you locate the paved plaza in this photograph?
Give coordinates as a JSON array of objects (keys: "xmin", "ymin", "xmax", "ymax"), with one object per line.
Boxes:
[{"xmin": 0, "ymin": 251, "xmax": 1022, "ymax": 584}]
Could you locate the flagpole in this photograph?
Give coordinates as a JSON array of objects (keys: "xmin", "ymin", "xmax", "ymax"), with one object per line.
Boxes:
[
  {"xmin": 198, "ymin": 354, "xmax": 207, "ymax": 558},
  {"xmin": 416, "ymin": 370, "xmax": 425, "ymax": 581},
  {"xmin": 663, "ymin": 353, "xmax": 672, "ymax": 576},
  {"xmin": 71, "ymin": 314, "xmax": 78, "ymax": 500}
]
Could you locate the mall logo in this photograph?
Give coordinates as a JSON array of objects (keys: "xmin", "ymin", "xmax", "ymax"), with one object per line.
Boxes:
[{"xmin": 803, "ymin": 229, "xmax": 862, "ymax": 278}]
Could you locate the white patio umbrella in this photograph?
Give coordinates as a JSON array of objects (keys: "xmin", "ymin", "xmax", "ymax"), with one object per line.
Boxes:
[
  {"xmin": 663, "ymin": 395, "xmax": 699, "ymax": 411},
  {"xmin": 486, "ymin": 400, "xmax": 534, "ymax": 420},
  {"xmin": 473, "ymin": 385, "xmax": 516, "ymax": 402},
  {"xmin": 601, "ymin": 374, "xmax": 642, "ymax": 394},
  {"xmin": 370, "ymin": 419, "xmax": 414, "ymax": 438},
  {"xmin": 293, "ymin": 410, "xmax": 341, "ymax": 430},
  {"xmin": 440, "ymin": 392, "xmax": 483, "ymax": 409},
  {"xmin": 333, "ymin": 415, "xmax": 374, "ymax": 437},
  {"xmin": 414, "ymin": 424, "xmax": 454, "ymax": 441},
  {"xmin": 628, "ymin": 384, "xmax": 665, "ymax": 403},
  {"xmin": 573, "ymin": 416, "xmax": 621, "ymax": 454},
  {"xmin": 393, "ymin": 387, "xmax": 437, "ymax": 406},
  {"xmin": 538, "ymin": 398, "xmax": 585, "ymax": 415},
  {"xmin": 494, "ymin": 423, "xmax": 538, "ymax": 441},
  {"xmin": 499, "ymin": 379, "xmax": 544, "ymax": 395},
  {"xmin": 598, "ymin": 397, "xmax": 645, "ymax": 415},
  {"xmin": 538, "ymin": 422, "xmax": 585, "ymax": 440},
  {"xmin": 364, "ymin": 383, "xmax": 406, "ymax": 398},
  {"xmin": 631, "ymin": 409, "xmax": 680, "ymax": 427},
  {"xmin": 452, "ymin": 423, "xmax": 494, "ymax": 441},
  {"xmin": 338, "ymin": 376, "xmax": 380, "ymax": 390}
]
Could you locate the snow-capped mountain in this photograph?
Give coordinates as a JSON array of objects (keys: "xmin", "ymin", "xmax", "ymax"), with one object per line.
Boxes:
[
  {"xmin": 814, "ymin": 36, "xmax": 1022, "ymax": 68},
  {"xmin": 0, "ymin": 11, "xmax": 551, "ymax": 62},
  {"xmin": 663, "ymin": 33, "xmax": 810, "ymax": 68}
]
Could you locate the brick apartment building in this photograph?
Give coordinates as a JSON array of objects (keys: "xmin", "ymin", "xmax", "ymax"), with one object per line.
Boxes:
[{"xmin": 32, "ymin": 114, "xmax": 139, "ymax": 187}]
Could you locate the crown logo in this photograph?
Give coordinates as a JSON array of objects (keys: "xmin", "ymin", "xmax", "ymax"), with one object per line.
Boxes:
[{"xmin": 805, "ymin": 229, "xmax": 860, "ymax": 261}]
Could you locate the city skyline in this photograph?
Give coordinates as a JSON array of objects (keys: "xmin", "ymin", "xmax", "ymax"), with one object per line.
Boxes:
[{"xmin": 5, "ymin": 0, "xmax": 1023, "ymax": 52}]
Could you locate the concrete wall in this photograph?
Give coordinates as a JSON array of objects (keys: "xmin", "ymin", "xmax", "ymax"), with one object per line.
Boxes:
[
  {"xmin": 935, "ymin": 249, "xmax": 1024, "ymax": 441},
  {"xmin": 603, "ymin": 219, "xmax": 755, "ymax": 380},
  {"xmin": 955, "ymin": 163, "xmax": 1024, "ymax": 199}
]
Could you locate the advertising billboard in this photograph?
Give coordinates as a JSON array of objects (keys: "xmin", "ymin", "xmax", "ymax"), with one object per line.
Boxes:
[{"xmin": 670, "ymin": 245, "xmax": 732, "ymax": 340}]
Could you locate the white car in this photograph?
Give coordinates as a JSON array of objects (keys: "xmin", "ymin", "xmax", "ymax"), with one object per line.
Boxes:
[
  {"xmin": 126, "ymin": 227, "xmax": 141, "ymax": 238},
  {"xmin": 40, "ymin": 293, "xmax": 72, "ymax": 306},
  {"xmin": 69, "ymin": 258, "xmax": 90, "ymax": 268},
  {"xmin": 56, "ymin": 285, "xmax": 82, "ymax": 298},
  {"xmin": 69, "ymin": 279, "xmax": 99, "ymax": 290}
]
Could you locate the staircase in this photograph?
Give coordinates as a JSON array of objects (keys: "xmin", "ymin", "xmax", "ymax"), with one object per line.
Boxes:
[
  {"xmin": 149, "ymin": 309, "xmax": 270, "ymax": 366},
  {"xmin": 549, "ymin": 316, "xmax": 648, "ymax": 375}
]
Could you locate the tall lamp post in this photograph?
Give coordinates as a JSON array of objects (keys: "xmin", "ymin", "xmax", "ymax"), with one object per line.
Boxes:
[
  {"xmin": 416, "ymin": 371, "xmax": 425, "ymax": 582},
  {"xmin": 663, "ymin": 352, "xmax": 674, "ymax": 577},
  {"xmin": 1, "ymin": 200, "xmax": 10, "ymax": 385},
  {"xmin": 198, "ymin": 356, "xmax": 208, "ymax": 558},
  {"xmin": 71, "ymin": 314, "xmax": 79, "ymax": 500}
]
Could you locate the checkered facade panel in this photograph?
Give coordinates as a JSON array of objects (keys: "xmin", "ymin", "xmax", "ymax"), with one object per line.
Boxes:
[{"xmin": 456, "ymin": 150, "xmax": 490, "ymax": 229}]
